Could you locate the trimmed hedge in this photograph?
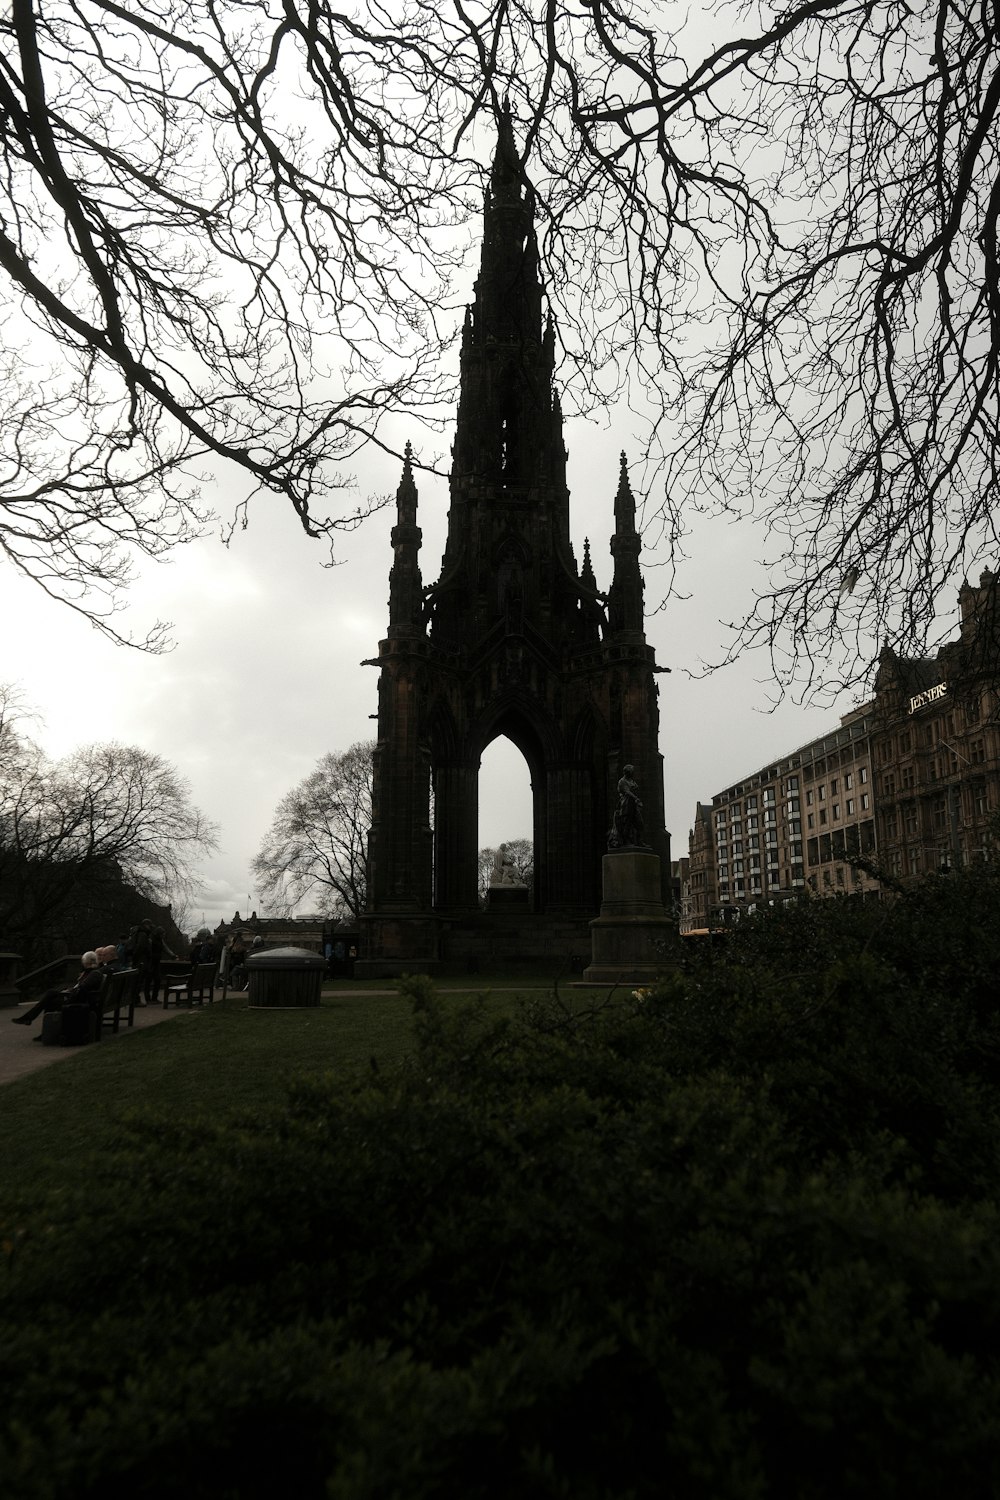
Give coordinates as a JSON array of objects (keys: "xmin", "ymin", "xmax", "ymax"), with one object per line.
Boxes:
[{"xmin": 3, "ymin": 870, "xmax": 1000, "ymax": 1496}]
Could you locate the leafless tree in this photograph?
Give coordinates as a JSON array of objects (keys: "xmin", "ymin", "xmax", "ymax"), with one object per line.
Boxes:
[
  {"xmin": 0, "ymin": 683, "xmax": 217, "ymax": 945},
  {"xmin": 3, "ymin": 1, "xmax": 995, "ymax": 688},
  {"xmin": 252, "ymin": 742, "xmax": 374, "ymax": 919}
]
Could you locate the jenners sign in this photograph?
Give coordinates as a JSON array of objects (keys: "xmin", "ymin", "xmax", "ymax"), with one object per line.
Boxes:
[{"xmin": 909, "ymin": 682, "xmax": 947, "ymax": 714}]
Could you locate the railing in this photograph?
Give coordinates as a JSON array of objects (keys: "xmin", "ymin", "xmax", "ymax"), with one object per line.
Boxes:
[{"xmin": 15, "ymin": 955, "xmax": 82, "ymax": 999}]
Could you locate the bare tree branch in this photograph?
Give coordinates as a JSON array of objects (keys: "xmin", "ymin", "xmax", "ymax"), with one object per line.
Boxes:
[{"xmin": 1, "ymin": 0, "xmax": 994, "ymax": 689}]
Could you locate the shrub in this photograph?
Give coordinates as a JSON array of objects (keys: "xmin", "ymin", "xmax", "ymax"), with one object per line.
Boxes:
[{"xmin": 3, "ymin": 889, "xmax": 1000, "ymax": 1497}]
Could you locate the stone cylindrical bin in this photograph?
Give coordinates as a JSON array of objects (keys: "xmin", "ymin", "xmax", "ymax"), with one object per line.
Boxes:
[{"xmin": 247, "ymin": 946, "xmax": 326, "ymax": 1009}]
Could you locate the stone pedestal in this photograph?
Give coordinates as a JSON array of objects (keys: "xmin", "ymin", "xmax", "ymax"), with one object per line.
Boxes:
[
  {"xmin": 582, "ymin": 850, "xmax": 674, "ymax": 985},
  {"xmin": 354, "ymin": 914, "xmax": 441, "ymax": 979},
  {"xmin": 487, "ymin": 885, "xmax": 530, "ymax": 912}
]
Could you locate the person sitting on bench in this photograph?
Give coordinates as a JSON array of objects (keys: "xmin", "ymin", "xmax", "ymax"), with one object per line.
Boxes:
[{"xmin": 11, "ymin": 952, "xmax": 104, "ymax": 1033}]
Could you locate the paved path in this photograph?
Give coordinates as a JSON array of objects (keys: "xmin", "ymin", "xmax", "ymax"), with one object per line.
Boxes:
[
  {"xmin": 0, "ymin": 1002, "xmax": 199, "ymax": 1087},
  {"xmin": 0, "ymin": 981, "xmax": 560, "ymax": 1088}
]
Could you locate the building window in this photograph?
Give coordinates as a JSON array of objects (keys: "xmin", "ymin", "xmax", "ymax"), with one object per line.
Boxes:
[
  {"xmin": 861, "ymin": 793, "xmax": 870, "ymax": 810},
  {"xmin": 971, "ymin": 738, "xmax": 986, "ymax": 764},
  {"xmin": 902, "ymin": 764, "xmax": 915, "ymax": 789},
  {"xmin": 820, "ymin": 808, "xmax": 827, "ymax": 825},
  {"xmin": 746, "ymin": 795, "xmax": 758, "ymax": 810},
  {"xmin": 904, "ymin": 803, "xmax": 919, "ymax": 836},
  {"xmin": 807, "ymin": 813, "xmax": 815, "ymax": 829},
  {"xmin": 818, "ymin": 784, "xmax": 826, "ymax": 800},
  {"xmin": 806, "ymin": 789, "xmax": 814, "ymax": 805},
  {"xmin": 846, "ymin": 798, "xmax": 854, "ymax": 815},
  {"xmin": 833, "ymin": 804, "xmax": 840, "ymax": 820},
  {"xmin": 831, "ymin": 777, "xmax": 838, "ymax": 794},
  {"xmin": 883, "ymin": 774, "xmax": 895, "ymax": 797},
  {"xmin": 786, "ymin": 776, "xmax": 799, "ymax": 791},
  {"xmin": 845, "ymin": 772, "xmax": 853, "ymax": 789},
  {"xmin": 860, "ymin": 767, "xmax": 868, "ymax": 783}
]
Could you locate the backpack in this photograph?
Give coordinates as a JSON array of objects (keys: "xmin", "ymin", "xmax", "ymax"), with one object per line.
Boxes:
[
  {"xmin": 41, "ymin": 1011, "xmax": 64, "ymax": 1046},
  {"xmin": 60, "ymin": 1003, "xmax": 96, "ymax": 1046}
]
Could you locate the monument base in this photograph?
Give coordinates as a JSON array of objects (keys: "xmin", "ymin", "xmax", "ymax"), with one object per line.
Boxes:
[
  {"xmin": 354, "ymin": 913, "xmax": 441, "ymax": 980},
  {"xmin": 581, "ymin": 850, "xmax": 675, "ymax": 986},
  {"xmin": 487, "ymin": 885, "xmax": 530, "ymax": 912}
]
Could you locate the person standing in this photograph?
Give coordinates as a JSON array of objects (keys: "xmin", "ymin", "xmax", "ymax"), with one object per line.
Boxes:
[
  {"xmin": 229, "ymin": 932, "xmax": 248, "ymax": 990},
  {"xmin": 131, "ymin": 921, "xmax": 153, "ymax": 1006},
  {"xmin": 147, "ymin": 924, "xmax": 174, "ymax": 1006}
]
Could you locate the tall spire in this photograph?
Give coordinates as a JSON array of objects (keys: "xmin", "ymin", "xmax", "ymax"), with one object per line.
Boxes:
[
  {"xmin": 388, "ymin": 442, "xmax": 424, "ymax": 637},
  {"xmin": 450, "ymin": 112, "xmax": 561, "ymax": 493},
  {"xmin": 474, "ymin": 107, "xmax": 542, "ymax": 349},
  {"xmin": 608, "ymin": 452, "xmax": 644, "ymax": 639},
  {"xmin": 490, "ymin": 101, "xmax": 522, "ymax": 202},
  {"xmin": 581, "ymin": 536, "xmax": 597, "ymax": 592},
  {"xmin": 614, "ymin": 451, "xmax": 637, "ymax": 534}
]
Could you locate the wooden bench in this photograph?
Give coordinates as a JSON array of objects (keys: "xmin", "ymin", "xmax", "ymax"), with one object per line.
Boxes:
[
  {"xmin": 36, "ymin": 967, "xmax": 139, "ymax": 1045},
  {"xmin": 162, "ymin": 961, "xmax": 218, "ymax": 1010},
  {"xmin": 98, "ymin": 967, "xmax": 141, "ymax": 1036}
]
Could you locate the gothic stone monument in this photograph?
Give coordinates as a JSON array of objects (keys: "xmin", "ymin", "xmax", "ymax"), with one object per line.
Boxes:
[{"xmin": 356, "ymin": 114, "xmax": 670, "ymax": 978}]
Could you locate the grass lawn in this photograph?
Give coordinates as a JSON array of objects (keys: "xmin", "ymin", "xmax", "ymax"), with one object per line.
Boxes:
[{"xmin": 0, "ymin": 976, "xmax": 570, "ymax": 1204}]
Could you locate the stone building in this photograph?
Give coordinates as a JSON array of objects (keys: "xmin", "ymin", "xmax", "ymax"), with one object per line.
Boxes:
[
  {"xmin": 357, "ymin": 115, "xmax": 670, "ymax": 976},
  {"xmin": 872, "ymin": 570, "xmax": 1000, "ymax": 877},
  {"xmin": 684, "ymin": 709, "xmax": 881, "ymax": 930},
  {"xmin": 683, "ymin": 804, "xmax": 715, "ymax": 933},
  {"xmin": 684, "ymin": 572, "xmax": 1000, "ymax": 928}
]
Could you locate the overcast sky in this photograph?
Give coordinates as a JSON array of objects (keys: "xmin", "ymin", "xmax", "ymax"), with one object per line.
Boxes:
[{"xmin": 0, "ymin": 393, "xmax": 861, "ymax": 936}]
